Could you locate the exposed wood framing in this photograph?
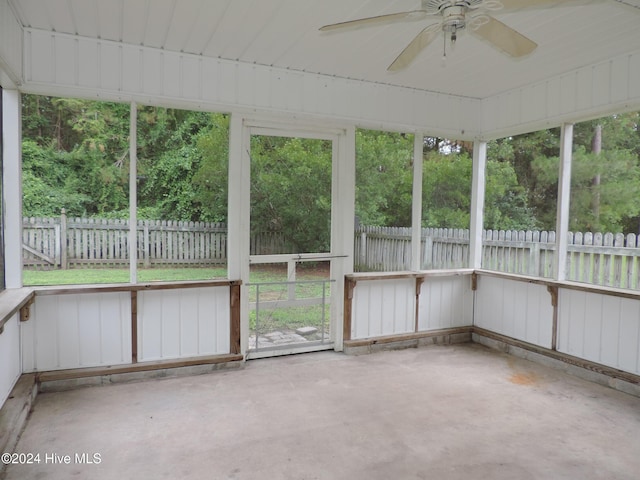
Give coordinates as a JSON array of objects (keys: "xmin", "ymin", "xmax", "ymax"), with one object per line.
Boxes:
[
  {"xmin": 476, "ymin": 268, "xmax": 640, "ymax": 301},
  {"xmin": 415, "ymin": 276, "xmax": 425, "ymax": 332},
  {"xmin": 131, "ymin": 291, "xmax": 138, "ymax": 363},
  {"xmin": 547, "ymin": 285, "xmax": 559, "ymax": 351},
  {"xmin": 343, "ymin": 277, "xmax": 356, "ymax": 342},
  {"xmin": 29, "ymin": 280, "xmax": 242, "ymax": 364},
  {"xmin": 19, "ymin": 297, "xmax": 35, "ymax": 322},
  {"xmin": 473, "ymin": 327, "xmax": 640, "ymax": 386},
  {"xmin": 32, "ymin": 279, "xmax": 237, "ymax": 296},
  {"xmin": 36, "ymin": 354, "xmax": 244, "ymax": 383},
  {"xmin": 347, "ymin": 269, "xmax": 474, "ymax": 283},
  {"xmin": 343, "ymin": 327, "xmax": 474, "ymax": 349},
  {"xmin": 230, "ymin": 283, "xmax": 241, "ymax": 355},
  {"xmin": 0, "ymin": 289, "xmax": 35, "ymax": 330}
]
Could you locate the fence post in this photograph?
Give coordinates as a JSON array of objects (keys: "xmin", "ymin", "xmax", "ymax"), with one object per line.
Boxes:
[
  {"xmin": 143, "ymin": 221, "xmax": 151, "ymax": 268},
  {"xmin": 423, "ymin": 235, "xmax": 433, "ymax": 269},
  {"xmin": 529, "ymin": 242, "xmax": 540, "ymax": 277},
  {"xmin": 60, "ymin": 208, "xmax": 68, "ymax": 270},
  {"xmin": 360, "ymin": 231, "xmax": 367, "ymax": 267}
]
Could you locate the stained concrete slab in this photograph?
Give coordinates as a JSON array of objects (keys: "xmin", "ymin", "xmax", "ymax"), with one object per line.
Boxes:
[{"xmin": 3, "ymin": 344, "xmax": 640, "ymax": 480}]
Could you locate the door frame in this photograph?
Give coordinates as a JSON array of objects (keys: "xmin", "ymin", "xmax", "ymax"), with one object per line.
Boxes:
[{"xmin": 227, "ymin": 115, "xmax": 355, "ymax": 358}]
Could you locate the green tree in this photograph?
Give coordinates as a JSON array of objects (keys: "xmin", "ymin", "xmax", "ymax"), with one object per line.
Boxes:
[
  {"xmin": 249, "ymin": 136, "xmax": 332, "ymax": 252},
  {"xmin": 355, "ymin": 129, "xmax": 413, "ymax": 227},
  {"xmin": 192, "ymin": 113, "xmax": 230, "ymax": 222},
  {"xmin": 136, "ymin": 107, "xmax": 214, "ymax": 220},
  {"xmin": 532, "ymin": 145, "xmax": 640, "ymax": 232},
  {"xmin": 422, "ymin": 150, "xmax": 535, "ymax": 230},
  {"xmin": 21, "ymin": 95, "xmax": 129, "ymax": 217}
]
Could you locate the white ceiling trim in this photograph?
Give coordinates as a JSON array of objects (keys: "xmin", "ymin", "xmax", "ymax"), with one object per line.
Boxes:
[
  {"xmin": 20, "ymin": 28, "xmax": 482, "ymax": 138},
  {"xmin": 481, "ymin": 48, "xmax": 640, "ymax": 139}
]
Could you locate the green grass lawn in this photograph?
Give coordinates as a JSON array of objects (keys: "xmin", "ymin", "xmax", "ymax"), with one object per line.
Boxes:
[
  {"xmin": 24, "ymin": 263, "xmax": 330, "ymax": 286},
  {"xmin": 23, "ymin": 267, "xmax": 229, "ymax": 286}
]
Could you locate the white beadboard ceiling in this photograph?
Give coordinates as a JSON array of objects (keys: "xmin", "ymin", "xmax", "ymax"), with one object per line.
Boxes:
[{"xmin": 7, "ymin": 0, "xmax": 640, "ymax": 99}]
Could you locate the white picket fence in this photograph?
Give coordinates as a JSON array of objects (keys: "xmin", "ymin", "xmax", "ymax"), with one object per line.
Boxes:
[{"xmin": 355, "ymin": 226, "xmax": 640, "ymax": 290}]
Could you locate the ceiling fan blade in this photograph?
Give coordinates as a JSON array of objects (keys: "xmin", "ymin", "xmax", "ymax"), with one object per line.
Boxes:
[
  {"xmin": 320, "ymin": 10, "xmax": 427, "ymax": 32},
  {"xmin": 388, "ymin": 24, "xmax": 441, "ymax": 72},
  {"xmin": 499, "ymin": 0, "xmax": 599, "ymax": 12},
  {"xmin": 470, "ymin": 15, "xmax": 537, "ymax": 57}
]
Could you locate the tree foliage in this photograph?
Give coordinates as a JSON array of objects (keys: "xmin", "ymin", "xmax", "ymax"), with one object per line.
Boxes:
[
  {"xmin": 21, "ymin": 94, "xmax": 640, "ymax": 243},
  {"xmin": 355, "ymin": 130, "xmax": 413, "ymax": 227},
  {"xmin": 21, "ymin": 96, "xmax": 128, "ymax": 217}
]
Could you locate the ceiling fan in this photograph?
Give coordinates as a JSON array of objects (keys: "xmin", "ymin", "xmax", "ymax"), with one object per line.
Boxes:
[{"xmin": 319, "ymin": 0, "xmax": 586, "ymax": 71}]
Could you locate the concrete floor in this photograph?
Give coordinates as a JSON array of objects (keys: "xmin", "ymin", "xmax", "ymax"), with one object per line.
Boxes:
[{"xmin": 4, "ymin": 344, "xmax": 640, "ymax": 480}]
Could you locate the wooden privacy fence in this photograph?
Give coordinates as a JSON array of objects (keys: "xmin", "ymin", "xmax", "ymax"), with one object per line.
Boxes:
[
  {"xmin": 23, "ymin": 213, "xmax": 227, "ymax": 269},
  {"xmin": 354, "ymin": 226, "xmax": 470, "ymax": 271},
  {"xmin": 22, "ymin": 211, "xmax": 286, "ymax": 269},
  {"xmin": 355, "ymin": 226, "xmax": 640, "ymax": 290}
]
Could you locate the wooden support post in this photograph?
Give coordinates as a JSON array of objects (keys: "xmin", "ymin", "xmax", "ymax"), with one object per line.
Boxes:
[
  {"xmin": 547, "ymin": 285, "xmax": 559, "ymax": 351},
  {"xmin": 343, "ymin": 278, "xmax": 356, "ymax": 342},
  {"xmin": 415, "ymin": 276, "xmax": 425, "ymax": 332},
  {"xmin": 229, "ymin": 282, "xmax": 241, "ymax": 354},
  {"xmin": 131, "ymin": 291, "xmax": 138, "ymax": 363}
]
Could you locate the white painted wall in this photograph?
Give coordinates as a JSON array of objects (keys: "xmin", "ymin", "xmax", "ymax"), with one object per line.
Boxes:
[
  {"xmin": 351, "ymin": 278, "xmax": 415, "ymax": 340},
  {"xmin": 21, "ymin": 30, "xmax": 640, "ymax": 143},
  {"xmin": 21, "ymin": 293, "xmax": 131, "ymax": 372},
  {"xmin": 481, "ymin": 50, "xmax": 640, "ymax": 140},
  {"xmin": 0, "ymin": 314, "xmax": 22, "ymax": 407},
  {"xmin": 558, "ymin": 289, "xmax": 640, "ymax": 376},
  {"xmin": 138, "ymin": 287, "xmax": 230, "ymax": 362},
  {"xmin": 417, "ymin": 276, "xmax": 473, "ymax": 331},
  {"xmin": 474, "ymin": 275, "xmax": 554, "ymax": 349}
]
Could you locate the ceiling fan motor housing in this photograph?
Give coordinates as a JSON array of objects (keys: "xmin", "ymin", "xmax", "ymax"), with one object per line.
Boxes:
[
  {"xmin": 421, "ymin": 0, "xmax": 485, "ymax": 13},
  {"xmin": 442, "ymin": 5, "xmax": 467, "ymax": 32}
]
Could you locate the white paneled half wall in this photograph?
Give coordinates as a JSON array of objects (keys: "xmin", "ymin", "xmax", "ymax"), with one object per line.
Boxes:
[
  {"xmin": 137, "ymin": 286, "xmax": 230, "ymax": 362},
  {"xmin": 474, "ymin": 275, "xmax": 554, "ymax": 349},
  {"xmin": 351, "ymin": 278, "xmax": 415, "ymax": 340},
  {"xmin": 417, "ymin": 276, "xmax": 473, "ymax": 331},
  {"xmin": 558, "ymin": 289, "xmax": 640, "ymax": 376},
  {"xmin": 22, "ymin": 292, "xmax": 132, "ymax": 372}
]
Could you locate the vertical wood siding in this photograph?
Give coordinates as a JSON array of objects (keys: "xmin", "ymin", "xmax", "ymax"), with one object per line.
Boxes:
[
  {"xmin": 138, "ymin": 286, "xmax": 230, "ymax": 361},
  {"xmin": 417, "ymin": 276, "xmax": 473, "ymax": 331},
  {"xmin": 482, "ymin": 51, "xmax": 640, "ymax": 139},
  {"xmin": 22, "ymin": 29, "xmax": 481, "ymax": 138},
  {"xmin": 474, "ymin": 276, "xmax": 554, "ymax": 349},
  {"xmin": 0, "ymin": 0, "xmax": 23, "ymax": 84},
  {"xmin": 558, "ymin": 289, "xmax": 640, "ymax": 376},
  {"xmin": 351, "ymin": 278, "xmax": 415, "ymax": 340},
  {"xmin": 0, "ymin": 315, "xmax": 22, "ymax": 407},
  {"xmin": 21, "ymin": 293, "xmax": 132, "ymax": 372}
]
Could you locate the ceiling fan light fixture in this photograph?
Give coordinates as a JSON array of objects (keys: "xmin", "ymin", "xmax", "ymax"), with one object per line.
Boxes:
[{"xmin": 321, "ymin": 0, "xmax": 544, "ymax": 72}]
